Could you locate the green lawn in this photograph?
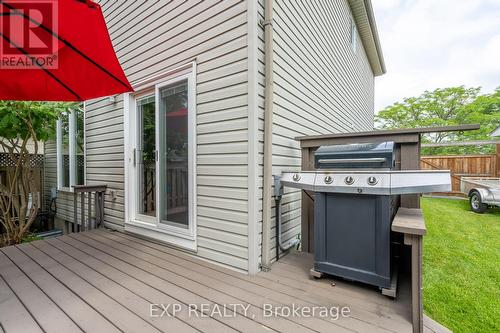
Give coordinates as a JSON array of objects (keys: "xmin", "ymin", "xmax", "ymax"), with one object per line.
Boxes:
[{"xmin": 421, "ymin": 197, "xmax": 500, "ymax": 333}]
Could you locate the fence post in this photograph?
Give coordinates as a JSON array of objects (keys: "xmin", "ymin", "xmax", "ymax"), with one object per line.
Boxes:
[{"xmin": 496, "ymin": 144, "xmax": 500, "ymax": 177}]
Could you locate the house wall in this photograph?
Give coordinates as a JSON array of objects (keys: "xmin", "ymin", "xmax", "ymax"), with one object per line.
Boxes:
[
  {"xmin": 255, "ymin": 0, "xmax": 376, "ymax": 264},
  {"xmin": 44, "ymin": 0, "xmax": 378, "ymax": 274},
  {"xmin": 83, "ymin": 0, "xmax": 251, "ymax": 272}
]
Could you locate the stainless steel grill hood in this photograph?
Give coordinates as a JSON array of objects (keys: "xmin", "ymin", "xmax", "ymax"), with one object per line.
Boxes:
[{"xmin": 314, "ymin": 141, "xmax": 395, "ymax": 169}]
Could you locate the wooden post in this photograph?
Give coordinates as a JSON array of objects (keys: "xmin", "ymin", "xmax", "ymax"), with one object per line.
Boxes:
[
  {"xmin": 94, "ymin": 192, "xmax": 99, "ymax": 227},
  {"xmin": 73, "ymin": 192, "xmax": 77, "ymax": 228},
  {"xmin": 405, "ymin": 234, "xmax": 424, "ymax": 333},
  {"xmin": 393, "ymin": 208, "xmax": 426, "ymax": 333},
  {"xmin": 80, "ymin": 192, "xmax": 85, "ymax": 231},
  {"xmin": 301, "ymin": 148, "xmax": 316, "ymax": 252},
  {"xmin": 87, "ymin": 191, "xmax": 92, "ymax": 230},
  {"xmin": 100, "ymin": 191, "xmax": 105, "ymax": 226},
  {"xmin": 400, "ymin": 142, "xmax": 420, "ymax": 208},
  {"xmin": 496, "ymin": 144, "xmax": 500, "ymax": 177}
]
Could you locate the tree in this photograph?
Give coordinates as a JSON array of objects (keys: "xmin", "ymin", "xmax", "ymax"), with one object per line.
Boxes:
[
  {"xmin": 0, "ymin": 101, "xmax": 74, "ymax": 246},
  {"xmin": 375, "ymin": 86, "xmax": 500, "ymax": 155}
]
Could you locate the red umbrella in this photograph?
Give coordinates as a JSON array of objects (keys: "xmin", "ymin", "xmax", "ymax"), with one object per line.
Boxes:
[
  {"xmin": 0, "ymin": 0, "xmax": 133, "ymax": 101},
  {"xmin": 166, "ymin": 107, "xmax": 188, "ymax": 118}
]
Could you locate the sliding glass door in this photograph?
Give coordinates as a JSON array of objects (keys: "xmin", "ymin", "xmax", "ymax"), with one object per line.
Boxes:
[
  {"xmin": 136, "ymin": 95, "xmax": 156, "ymax": 219},
  {"xmin": 127, "ymin": 67, "xmax": 196, "ymax": 250},
  {"xmin": 158, "ymin": 81, "xmax": 189, "ymax": 228}
]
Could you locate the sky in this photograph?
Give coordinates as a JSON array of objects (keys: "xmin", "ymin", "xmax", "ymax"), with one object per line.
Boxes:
[{"xmin": 372, "ymin": 0, "xmax": 500, "ymax": 112}]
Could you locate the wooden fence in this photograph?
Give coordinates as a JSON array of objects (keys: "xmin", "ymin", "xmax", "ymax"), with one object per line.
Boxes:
[{"xmin": 420, "ymin": 153, "xmax": 498, "ymax": 195}]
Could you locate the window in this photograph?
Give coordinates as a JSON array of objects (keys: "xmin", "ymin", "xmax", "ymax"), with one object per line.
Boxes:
[
  {"xmin": 57, "ymin": 107, "xmax": 84, "ymax": 190},
  {"xmin": 350, "ymin": 19, "xmax": 358, "ymax": 53}
]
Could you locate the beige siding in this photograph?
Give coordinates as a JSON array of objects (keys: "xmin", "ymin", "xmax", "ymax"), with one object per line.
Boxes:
[
  {"xmin": 83, "ymin": 0, "xmax": 250, "ymax": 272},
  {"xmin": 45, "ymin": 0, "xmax": 377, "ymax": 273},
  {"xmin": 256, "ymin": 0, "xmax": 376, "ymax": 263}
]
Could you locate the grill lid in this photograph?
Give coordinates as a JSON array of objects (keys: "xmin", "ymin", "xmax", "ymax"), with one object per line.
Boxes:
[{"xmin": 314, "ymin": 141, "xmax": 395, "ymax": 169}]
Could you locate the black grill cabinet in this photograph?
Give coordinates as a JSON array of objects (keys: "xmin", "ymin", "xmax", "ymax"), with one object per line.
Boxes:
[{"xmin": 313, "ymin": 142, "xmax": 396, "ymax": 288}]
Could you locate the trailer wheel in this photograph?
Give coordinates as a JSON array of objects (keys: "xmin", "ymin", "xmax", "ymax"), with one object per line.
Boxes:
[{"xmin": 469, "ymin": 191, "xmax": 488, "ymax": 213}]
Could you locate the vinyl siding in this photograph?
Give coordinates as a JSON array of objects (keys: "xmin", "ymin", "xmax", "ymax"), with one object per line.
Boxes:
[
  {"xmin": 43, "ymin": 0, "xmax": 377, "ymax": 274},
  {"xmin": 83, "ymin": 0, "xmax": 250, "ymax": 272},
  {"xmin": 256, "ymin": 0, "xmax": 375, "ymax": 263}
]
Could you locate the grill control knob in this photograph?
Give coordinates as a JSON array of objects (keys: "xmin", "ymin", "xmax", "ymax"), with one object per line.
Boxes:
[
  {"xmin": 324, "ymin": 175, "xmax": 333, "ymax": 184},
  {"xmin": 367, "ymin": 176, "xmax": 378, "ymax": 186},
  {"xmin": 292, "ymin": 173, "xmax": 301, "ymax": 182},
  {"xmin": 344, "ymin": 176, "xmax": 354, "ymax": 185}
]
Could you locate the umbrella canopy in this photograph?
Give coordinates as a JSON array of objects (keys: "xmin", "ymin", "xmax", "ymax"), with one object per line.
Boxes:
[{"xmin": 0, "ymin": 0, "xmax": 133, "ymax": 101}]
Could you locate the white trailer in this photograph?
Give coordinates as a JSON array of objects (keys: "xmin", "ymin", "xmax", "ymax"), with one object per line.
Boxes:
[{"xmin": 460, "ymin": 177, "xmax": 500, "ymax": 213}]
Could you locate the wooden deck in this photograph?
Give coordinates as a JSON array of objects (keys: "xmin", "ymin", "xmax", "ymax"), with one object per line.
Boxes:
[{"xmin": 0, "ymin": 229, "xmax": 449, "ymax": 333}]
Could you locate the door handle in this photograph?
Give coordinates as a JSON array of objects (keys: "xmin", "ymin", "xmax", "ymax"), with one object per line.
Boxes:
[{"xmin": 132, "ymin": 148, "xmax": 136, "ymax": 166}]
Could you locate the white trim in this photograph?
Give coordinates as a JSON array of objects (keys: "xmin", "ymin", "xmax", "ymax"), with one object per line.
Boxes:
[
  {"xmin": 83, "ymin": 103, "xmax": 87, "ymax": 185},
  {"xmin": 68, "ymin": 109, "xmax": 76, "ymax": 187},
  {"xmin": 125, "ymin": 222, "xmax": 197, "ymax": 251},
  {"xmin": 134, "ymin": 92, "xmax": 156, "ymax": 225},
  {"xmin": 124, "ymin": 62, "xmax": 198, "ymax": 251},
  {"xmin": 56, "ymin": 118, "xmax": 63, "ymax": 189},
  {"xmin": 123, "ymin": 93, "xmax": 131, "ymax": 224},
  {"xmin": 132, "ymin": 61, "xmax": 195, "ymax": 92},
  {"xmin": 247, "ymin": 0, "xmax": 260, "ymax": 275}
]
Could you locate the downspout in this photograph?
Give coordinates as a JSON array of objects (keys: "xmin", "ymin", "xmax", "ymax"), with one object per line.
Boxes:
[{"xmin": 261, "ymin": 0, "xmax": 274, "ymax": 271}]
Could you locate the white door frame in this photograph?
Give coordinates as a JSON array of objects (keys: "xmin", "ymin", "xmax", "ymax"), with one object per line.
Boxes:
[{"xmin": 124, "ymin": 62, "xmax": 197, "ymax": 251}]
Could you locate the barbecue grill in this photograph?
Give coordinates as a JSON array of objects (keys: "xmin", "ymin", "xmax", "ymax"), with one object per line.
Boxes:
[{"xmin": 277, "ymin": 141, "xmax": 451, "ymax": 291}]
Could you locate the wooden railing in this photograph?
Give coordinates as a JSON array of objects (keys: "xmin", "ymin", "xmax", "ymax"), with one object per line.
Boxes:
[
  {"xmin": 143, "ymin": 164, "xmax": 156, "ymax": 214},
  {"xmin": 142, "ymin": 162, "xmax": 188, "ymax": 214},
  {"xmin": 67, "ymin": 184, "xmax": 107, "ymax": 233},
  {"xmin": 166, "ymin": 165, "xmax": 188, "ymax": 210}
]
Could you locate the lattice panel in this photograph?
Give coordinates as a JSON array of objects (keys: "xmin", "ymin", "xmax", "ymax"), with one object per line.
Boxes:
[{"xmin": 0, "ymin": 153, "xmax": 44, "ymax": 167}]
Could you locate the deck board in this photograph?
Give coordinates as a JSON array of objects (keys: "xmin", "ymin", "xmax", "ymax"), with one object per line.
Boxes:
[
  {"xmin": 85, "ymin": 231, "xmax": 373, "ymax": 333},
  {"xmin": 1, "ymin": 245, "xmax": 120, "ymax": 333},
  {"xmin": 30, "ymin": 240, "xmax": 198, "ymax": 333},
  {"xmin": 0, "ymin": 229, "xmax": 451, "ymax": 333},
  {"xmin": 70, "ymin": 232, "xmax": 312, "ymax": 333},
  {"xmin": 0, "ymin": 250, "xmax": 81, "ymax": 333},
  {"xmin": 15, "ymin": 243, "xmax": 157, "ymax": 333},
  {"xmin": 43, "ymin": 237, "xmax": 234, "ymax": 333},
  {"xmin": 60, "ymin": 234, "xmax": 269, "ymax": 333},
  {"xmin": 93, "ymin": 229, "xmax": 407, "ymax": 332},
  {"xmin": 0, "ymin": 274, "xmax": 44, "ymax": 333}
]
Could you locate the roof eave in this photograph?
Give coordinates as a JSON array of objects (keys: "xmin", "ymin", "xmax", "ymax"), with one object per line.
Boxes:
[{"xmin": 349, "ymin": 0, "xmax": 386, "ymax": 76}]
